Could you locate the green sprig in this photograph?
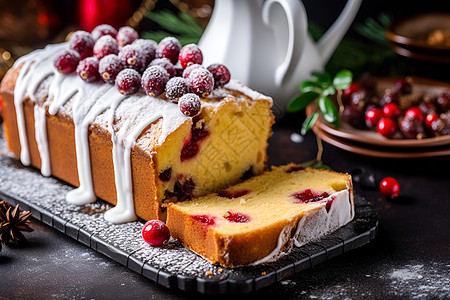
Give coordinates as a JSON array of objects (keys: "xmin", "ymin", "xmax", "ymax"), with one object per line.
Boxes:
[{"xmin": 287, "ymin": 70, "xmax": 353, "ymax": 135}]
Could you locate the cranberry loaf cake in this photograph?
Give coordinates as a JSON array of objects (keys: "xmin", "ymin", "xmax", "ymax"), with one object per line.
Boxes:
[
  {"xmin": 166, "ymin": 164, "xmax": 354, "ymax": 268},
  {"xmin": 0, "ymin": 40, "xmax": 274, "ymax": 223}
]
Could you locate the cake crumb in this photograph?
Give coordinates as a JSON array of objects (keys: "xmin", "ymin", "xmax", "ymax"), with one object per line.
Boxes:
[{"xmin": 206, "ymin": 270, "xmax": 213, "ymax": 276}]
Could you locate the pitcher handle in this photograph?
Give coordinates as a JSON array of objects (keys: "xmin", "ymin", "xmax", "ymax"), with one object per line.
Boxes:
[
  {"xmin": 317, "ymin": 0, "xmax": 362, "ymax": 64},
  {"xmin": 262, "ymin": 0, "xmax": 308, "ymax": 87}
]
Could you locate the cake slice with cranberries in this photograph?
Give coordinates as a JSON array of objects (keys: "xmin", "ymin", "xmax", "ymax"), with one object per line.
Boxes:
[{"xmin": 166, "ymin": 164, "xmax": 354, "ymax": 268}]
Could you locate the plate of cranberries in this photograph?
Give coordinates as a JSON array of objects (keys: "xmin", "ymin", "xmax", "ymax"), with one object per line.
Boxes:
[{"xmin": 307, "ymin": 75, "xmax": 450, "ymax": 149}]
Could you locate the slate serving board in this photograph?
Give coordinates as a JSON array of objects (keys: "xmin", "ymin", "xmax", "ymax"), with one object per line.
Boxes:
[{"xmin": 0, "ymin": 132, "xmax": 378, "ymax": 294}]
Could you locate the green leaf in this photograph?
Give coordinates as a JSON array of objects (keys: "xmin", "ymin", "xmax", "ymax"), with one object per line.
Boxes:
[
  {"xmin": 301, "ymin": 111, "xmax": 319, "ymax": 135},
  {"xmin": 299, "ymin": 80, "xmax": 322, "ymax": 93},
  {"xmin": 318, "ymin": 96, "xmax": 339, "ymax": 127},
  {"xmin": 311, "ymin": 72, "xmax": 332, "ymax": 88},
  {"xmin": 287, "ymin": 91, "xmax": 320, "ymax": 112},
  {"xmin": 322, "ymin": 85, "xmax": 336, "ymax": 96},
  {"xmin": 333, "ymin": 69, "xmax": 353, "ymax": 90}
]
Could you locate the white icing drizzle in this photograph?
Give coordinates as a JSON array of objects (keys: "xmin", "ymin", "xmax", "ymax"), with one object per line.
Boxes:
[
  {"xmin": 249, "ymin": 189, "xmax": 354, "ymax": 266},
  {"xmin": 11, "ymin": 44, "xmax": 190, "ymax": 224}
]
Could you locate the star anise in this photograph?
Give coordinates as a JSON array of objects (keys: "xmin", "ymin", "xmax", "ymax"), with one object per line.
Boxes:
[{"xmin": 0, "ymin": 200, "xmax": 33, "ymax": 244}]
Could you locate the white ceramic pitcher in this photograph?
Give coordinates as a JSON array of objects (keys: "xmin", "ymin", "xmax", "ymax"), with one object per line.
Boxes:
[{"xmin": 199, "ymin": 0, "xmax": 362, "ymax": 110}]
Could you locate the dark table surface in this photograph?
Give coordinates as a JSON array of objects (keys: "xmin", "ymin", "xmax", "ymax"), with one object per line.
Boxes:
[{"xmin": 1, "ymin": 114, "xmax": 449, "ymax": 299}]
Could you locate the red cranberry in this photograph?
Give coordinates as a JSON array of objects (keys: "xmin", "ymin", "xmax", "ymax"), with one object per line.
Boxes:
[
  {"xmin": 118, "ymin": 44, "xmax": 147, "ymax": 73},
  {"xmin": 76, "ymin": 57, "xmax": 99, "ymax": 82},
  {"xmin": 379, "ymin": 89, "xmax": 399, "ymax": 107},
  {"xmin": 141, "ymin": 65, "xmax": 170, "ymax": 96},
  {"xmin": 115, "ymin": 69, "xmax": 141, "ymax": 95},
  {"xmin": 292, "ymin": 189, "xmax": 330, "ymax": 203},
  {"xmin": 180, "ymin": 125, "xmax": 209, "ymax": 161},
  {"xmin": 116, "ymin": 26, "xmax": 139, "ymax": 47},
  {"xmin": 377, "ymin": 117, "xmax": 397, "ymax": 138},
  {"xmin": 178, "ymin": 93, "xmax": 201, "ymax": 117},
  {"xmin": 149, "ymin": 58, "xmax": 176, "ymax": 78},
  {"xmin": 207, "ymin": 63, "xmax": 231, "ymax": 87},
  {"xmin": 156, "ymin": 37, "xmax": 181, "ymax": 65},
  {"xmin": 164, "ymin": 178, "xmax": 195, "ymax": 202},
  {"xmin": 285, "ymin": 164, "xmax": 305, "ymax": 173},
  {"xmin": 343, "ymin": 82, "xmax": 360, "ymax": 104},
  {"xmin": 343, "ymin": 105, "xmax": 366, "ymax": 129},
  {"xmin": 132, "ymin": 39, "xmax": 157, "ymax": 65},
  {"xmin": 399, "ymin": 115, "xmax": 425, "ymax": 139},
  {"xmin": 437, "ymin": 90, "xmax": 450, "ymax": 112},
  {"xmin": 178, "ymin": 43, "xmax": 203, "ymax": 69},
  {"xmin": 425, "ymin": 112, "xmax": 440, "ymax": 131},
  {"xmin": 382, "ymin": 103, "xmax": 401, "ymax": 118},
  {"xmin": 365, "ymin": 107, "xmax": 383, "ymax": 128},
  {"xmin": 191, "ymin": 214, "xmax": 216, "ymax": 226},
  {"xmin": 182, "ymin": 63, "xmax": 201, "ymax": 79},
  {"xmin": 379, "ymin": 177, "xmax": 400, "ymax": 199},
  {"xmin": 99, "ymin": 54, "xmax": 123, "ymax": 84},
  {"xmin": 142, "ymin": 220, "xmax": 170, "ymax": 246},
  {"xmin": 54, "ymin": 49, "xmax": 81, "ymax": 74},
  {"xmin": 224, "ymin": 211, "xmax": 251, "ymax": 223},
  {"xmin": 158, "ymin": 168, "xmax": 172, "ymax": 182},
  {"xmin": 394, "ymin": 78, "xmax": 412, "ymax": 95},
  {"xmin": 218, "ymin": 189, "xmax": 250, "ymax": 199},
  {"xmin": 187, "ymin": 67, "xmax": 214, "ymax": 97},
  {"xmin": 93, "ymin": 35, "xmax": 119, "ymax": 60},
  {"xmin": 165, "ymin": 77, "xmax": 189, "ymax": 100},
  {"xmin": 91, "ymin": 24, "xmax": 117, "ymax": 41},
  {"xmin": 69, "ymin": 30, "xmax": 94, "ymax": 59},
  {"xmin": 404, "ymin": 106, "xmax": 425, "ymax": 122}
]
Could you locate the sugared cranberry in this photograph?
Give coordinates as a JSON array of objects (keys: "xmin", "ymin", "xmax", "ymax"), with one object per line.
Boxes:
[
  {"xmin": 365, "ymin": 107, "xmax": 383, "ymax": 127},
  {"xmin": 93, "ymin": 35, "xmax": 119, "ymax": 60},
  {"xmin": 437, "ymin": 90, "xmax": 450, "ymax": 112},
  {"xmin": 178, "ymin": 93, "xmax": 201, "ymax": 117},
  {"xmin": 132, "ymin": 39, "xmax": 157, "ymax": 65},
  {"xmin": 118, "ymin": 44, "xmax": 147, "ymax": 73},
  {"xmin": 165, "ymin": 77, "xmax": 189, "ymax": 100},
  {"xmin": 343, "ymin": 106, "xmax": 365, "ymax": 129},
  {"xmin": 404, "ymin": 106, "xmax": 425, "ymax": 122},
  {"xmin": 178, "ymin": 44, "xmax": 203, "ymax": 69},
  {"xmin": 379, "ymin": 177, "xmax": 400, "ymax": 199},
  {"xmin": 116, "ymin": 26, "xmax": 139, "ymax": 47},
  {"xmin": 419, "ymin": 97, "xmax": 438, "ymax": 115},
  {"xmin": 156, "ymin": 37, "xmax": 181, "ymax": 65},
  {"xmin": 343, "ymin": 82, "xmax": 360, "ymax": 104},
  {"xmin": 218, "ymin": 189, "xmax": 250, "ymax": 199},
  {"xmin": 192, "ymin": 214, "xmax": 216, "ymax": 226},
  {"xmin": 394, "ymin": 78, "xmax": 412, "ymax": 95},
  {"xmin": 142, "ymin": 220, "xmax": 170, "ymax": 246},
  {"xmin": 379, "ymin": 89, "xmax": 399, "ymax": 107},
  {"xmin": 77, "ymin": 57, "xmax": 99, "ymax": 82},
  {"xmin": 399, "ymin": 115, "xmax": 425, "ymax": 139},
  {"xmin": 69, "ymin": 30, "xmax": 94, "ymax": 59},
  {"xmin": 158, "ymin": 168, "xmax": 172, "ymax": 182},
  {"xmin": 91, "ymin": 24, "xmax": 117, "ymax": 41},
  {"xmin": 115, "ymin": 69, "xmax": 141, "ymax": 95},
  {"xmin": 425, "ymin": 112, "xmax": 440, "ymax": 131},
  {"xmin": 141, "ymin": 65, "xmax": 170, "ymax": 96},
  {"xmin": 182, "ymin": 63, "xmax": 201, "ymax": 79},
  {"xmin": 149, "ymin": 58, "xmax": 176, "ymax": 78},
  {"xmin": 99, "ymin": 54, "xmax": 123, "ymax": 84},
  {"xmin": 224, "ymin": 211, "xmax": 251, "ymax": 223},
  {"xmin": 54, "ymin": 50, "xmax": 81, "ymax": 74},
  {"xmin": 382, "ymin": 103, "xmax": 401, "ymax": 118},
  {"xmin": 207, "ymin": 63, "xmax": 231, "ymax": 87},
  {"xmin": 187, "ymin": 67, "xmax": 214, "ymax": 97},
  {"xmin": 377, "ymin": 117, "xmax": 397, "ymax": 138}
]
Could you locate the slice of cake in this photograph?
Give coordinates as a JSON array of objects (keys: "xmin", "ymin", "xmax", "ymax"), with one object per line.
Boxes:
[
  {"xmin": 0, "ymin": 31, "xmax": 274, "ymax": 223},
  {"xmin": 166, "ymin": 164, "xmax": 354, "ymax": 268}
]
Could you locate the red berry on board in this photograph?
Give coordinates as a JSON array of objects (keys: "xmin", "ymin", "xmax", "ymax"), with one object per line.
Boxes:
[
  {"xmin": 76, "ymin": 57, "xmax": 99, "ymax": 82},
  {"xmin": 405, "ymin": 106, "xmax": 425, "ymax": 122},
  {"xmin": 156, "ymin": 37, "xmax": 181, "ymax": 65},
  {"xmin": 382, "ymin": 103, "xmax": 401, "ymax": 118},
  {"xmin": 178, "ymin": 93, "xmax": 201, "ymax": 117},
  {"xmin": 99, "ymin": 54, "xmax": 123, "ymax": 84},
  {"xmin": 178, "ymin": 43, "xmax": 203, "ymax": 69},
  {"xmin": 116, "ymin": 26, "xmax": 139, "ymax": 47},
  {"xmin": 141, "ymin": 65, "xmax": 170, "ymax": 96},
  {"xmin": 91, "ymin": 24, "xmax": 117, "ymax": 41},
  {"xmin": 377, "ymin": 117, "xmax": 397, "ymax": 138},
  {"xmin": 142, "ymin": 220, "xmax": 170, "ymax": 246},
  {"xmin": 379, "ymin": 177, "xmax": 400, "ymax": 199},
  {"xmin": 69, "ymin": 30, "xmax": 95, "ymax": 59},
  {"xmin": 54, "ymin": 49, "xmax": 81, "ymax": 74},
  {"xmin": 115, "ymin": 69, "xmax": 141, "ymax": 95},
  {"xmin": 365, "ymin": 107, "xmax": 383, "ymax": 128},
  {"xmin": 93, "ymin": 35, "xmax": 119, "ymax": 60},
  {"xmin": 207, "ymin": 63, "xmax": 231, "ymax": 87},
  {"xmin": 187, "ymin": 67, "xmax": 214, "ymax": 97}
]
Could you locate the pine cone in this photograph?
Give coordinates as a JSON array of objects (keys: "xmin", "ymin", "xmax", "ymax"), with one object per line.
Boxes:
[{"xmin": 0, "ymin": 200, "xmax": 33, "ymax": 244}]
